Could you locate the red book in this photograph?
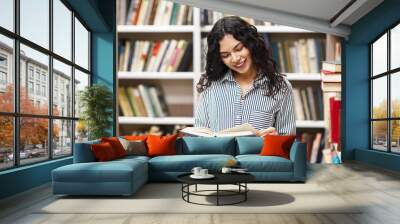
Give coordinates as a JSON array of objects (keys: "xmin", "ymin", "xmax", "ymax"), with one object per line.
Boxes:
[{"xmin": 329, "ymin": 97, "xmax": 341, "ymax": 144}]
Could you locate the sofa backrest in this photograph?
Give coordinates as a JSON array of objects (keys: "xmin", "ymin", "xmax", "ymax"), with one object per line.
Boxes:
[
  {"xmin": 73, "ymin": 139, "xmax": 100, "ymax": 163},
  {"xmin": 235, "ymin": 137, "xmax": 264, "ymax": 155},
  {"xmin": 176, "ymin": 137, "xmax": 236, "ymax": 155}
]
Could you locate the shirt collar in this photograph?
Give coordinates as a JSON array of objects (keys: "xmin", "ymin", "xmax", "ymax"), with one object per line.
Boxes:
[{"xmin": 220, "ymin": 69, "xmax": 269, "ymax": 86}]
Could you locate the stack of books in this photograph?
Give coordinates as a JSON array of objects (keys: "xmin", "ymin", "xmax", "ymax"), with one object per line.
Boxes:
[{"xmin": 321, "ymin": 61, "xmax": 341, "ymax": 92}]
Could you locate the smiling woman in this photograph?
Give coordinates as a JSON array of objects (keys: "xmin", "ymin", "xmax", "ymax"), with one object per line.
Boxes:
[{"xmin": 195, "ymin": 16, "xmax": 296, "ymax": 136}]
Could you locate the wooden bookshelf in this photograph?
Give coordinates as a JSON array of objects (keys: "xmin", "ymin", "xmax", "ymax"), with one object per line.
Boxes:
[{"xmin": 116, "ymin": 1, "xmax": 332, "ymax": 135}]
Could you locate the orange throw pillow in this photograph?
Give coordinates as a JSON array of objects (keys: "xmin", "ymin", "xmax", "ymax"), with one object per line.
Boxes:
[
  {"xmin": 123, "ymin": 135, "xmax": 148, "ymax": 141},
  {"xmin": 101, "ymin": 137, "xmax": 127, "ymax": 158},
  {"xmin": 91, "ymin": 142, "xmax": 117, "ymax": 162},
  {"xmin": 260, "ymin": 135, "xmax": 296, "ymax": 159},
  {"xmin": 146, "ymin": 134, "xmax": 178, "ymax": 157}
]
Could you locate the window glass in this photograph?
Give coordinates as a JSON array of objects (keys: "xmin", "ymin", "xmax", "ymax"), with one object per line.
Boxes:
[
  {"xmin": 0, "ymin": 116, "xmax": 13, "ymax": 170},
  {"xmin": 0, "ymin": 0, "xmax": 14, "ymax": 31},
  {"xmin": 20, "ymin": 0, "xmax": 49, "ymax": 49},
  {"xmin": 372, "ymin": 33, "xmax": 387, "ymax": 76},
  {"xmin": 372, "ymin": 121, "xmax": 388, "ymax": 151},
  {"xmin": 391, "ymin": 120, "xmax": 400, "ymax": 153},
  {"xmin": 74, "ymin": 18, "xmax": 89, "ymax": 70},
  {"xmin": 53, "ymin": 0, "xmax": 72, "ymax": 60},
  {"xmin": 53, "ymin": 59, "xmax": 72, "ymax": 116},
  {"xmin": 20, "ymin": 117, "xmax": 49, "ymax": 165},
  {"xmin": 74, "ymin": 69, "xmax": 89, "ymax": 118},
  {"xmin": 53, "ymin": 119, "xmax": 72, "ymax": 157},
  {"xmin": 372, "ymin": 76, "xmax": 387, "ymax": 119},
  {"xmin": 75, "ymin": 120, "xmax": 88, "ymax": 143},
  {"xmin": 0, "ymin": 35, "xmax": 14, "ymax": 113},
  {"xmin": 391, "ymin": 24, "xmax": 400, "ymax": 70},
  {"xmin": 20, "ymin": 44, "xmax": 49, "ymax": 115},
  {"xmin": 391, "ymin": 72, "xmax": 400, "ymax": 118}
]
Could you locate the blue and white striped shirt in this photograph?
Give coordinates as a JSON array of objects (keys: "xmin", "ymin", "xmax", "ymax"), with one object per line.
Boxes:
[{"xmin": 195, "ymin": 70, "xmax": 296, "ymax": 135}]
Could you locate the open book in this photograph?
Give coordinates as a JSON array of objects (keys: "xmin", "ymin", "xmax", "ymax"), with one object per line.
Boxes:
[{"xmin": 180, "ymin": 123, "xmax": 257, "ymax": 137}]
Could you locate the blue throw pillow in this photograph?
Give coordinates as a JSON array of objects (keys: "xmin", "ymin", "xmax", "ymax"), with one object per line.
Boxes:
[
  {"xmin": 177, "ymin": 137, "xmax": 235, "ymax": 155},
  {"xmin": 236, "ymin": 137, "xmax": 264, "ymax": 155}
]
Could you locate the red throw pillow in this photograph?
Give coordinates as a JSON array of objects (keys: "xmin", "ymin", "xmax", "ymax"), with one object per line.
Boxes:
[
  {"xmin": 259, "ymin": 135, "xmax": 296, "ymax": 159},
  {"xmin": 91, "ymin": 142, "xmax": 117, "ymax": 161},
  {"xmin": 101, "ymin": 137, "xmax": 126, "ymax": 158},
  {"xmin": 123, "ymin": 135, "xmax": 148, "ymax": 141},
  {"xmin": 146, "ymin": 134, "xmax": 178, "ymax": 157}
]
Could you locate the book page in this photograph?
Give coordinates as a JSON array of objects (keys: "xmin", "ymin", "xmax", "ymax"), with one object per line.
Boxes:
[
  {"xmin": 179, "ymin": 127, "xmax": 215, "ymax": 137},
  {"xmin": 218, "ymin": 123, "xmax": 257, "ymax": 133}
]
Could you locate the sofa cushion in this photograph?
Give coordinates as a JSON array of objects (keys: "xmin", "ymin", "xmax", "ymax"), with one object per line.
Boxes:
[
  {"xmin": 148, "ymin": 154, "xmax": 235, "ymax": 172},
  {"xmin": 235, "ymin": 137, "xmax": 263, "ymax": 155},
  {"xmin": 147, "ymin": 134, "xmax": 179, "ymax": 157},
  {"xmin": 91, "ymin": 142, "xmax": 118, "ymax": 161},
  {"xmin": 177, "ymin": 137, "xmax": 235, "ymax": 155},
  {"xmin": 119, "ymin": 138, "xmax": 147, "ymax": 156},
  {"xmin": 101, "ymin": 137, "xmax": 127, "ymax": 158},
  {"xmin": 260, "ymin": 135, "xmax": 296, "ymax": 159},
  {"xmin": 236, "ymin": 155, "xmax": 293, "ymax": 172},
  {"xmin": 52, "ymin": 159, "xmax": 147, "ymax": 183}
]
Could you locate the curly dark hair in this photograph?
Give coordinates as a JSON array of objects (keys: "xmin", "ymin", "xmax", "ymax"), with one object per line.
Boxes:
[{"xmin": 197, "ymin": 16, "xmax": 287, "ymax": 96}]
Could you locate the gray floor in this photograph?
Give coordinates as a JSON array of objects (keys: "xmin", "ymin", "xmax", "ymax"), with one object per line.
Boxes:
[{"xmin": 1, "ymin": 162, "xmax": 400, "ymax": 224}]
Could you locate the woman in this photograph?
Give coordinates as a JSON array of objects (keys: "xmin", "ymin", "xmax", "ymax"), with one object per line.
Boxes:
[{"xmin": 195, "ymin": 16, "xmax": 296, "ymax": 136}]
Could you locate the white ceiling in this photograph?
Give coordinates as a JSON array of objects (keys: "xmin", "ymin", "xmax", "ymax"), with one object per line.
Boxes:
[{"xmin": 171, "ymin": 0, "xmax": 384, "ymax": 37}]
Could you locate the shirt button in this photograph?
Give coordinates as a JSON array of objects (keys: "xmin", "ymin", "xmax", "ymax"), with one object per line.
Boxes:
[{"xmin": 236, "ymin": 115, "xmax": 241, "ymax": 119}]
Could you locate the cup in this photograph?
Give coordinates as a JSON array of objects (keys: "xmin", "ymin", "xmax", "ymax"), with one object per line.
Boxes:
[
  {"xmin": 221, "ymin": 167, "xmax": 232, "ymax": 174},
  {"xmin": 200, "ymin": 169, "xmax": 208, "ymax": 176},
  {"xmin": 191, "ymin": 167, "xmax": 202, "ymax": 176}
]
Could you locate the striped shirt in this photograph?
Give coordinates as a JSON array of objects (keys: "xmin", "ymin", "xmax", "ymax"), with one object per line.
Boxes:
[{"xmin": 195, "ymin": 70, "xmax": 296, "ymax": 135}]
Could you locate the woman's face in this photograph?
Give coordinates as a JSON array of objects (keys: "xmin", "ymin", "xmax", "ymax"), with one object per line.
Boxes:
[{"xmin": 219, "ymin": 34, "xmax": 254, "ymax": 76}]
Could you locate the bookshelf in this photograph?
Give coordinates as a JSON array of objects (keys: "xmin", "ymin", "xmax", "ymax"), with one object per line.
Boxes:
[{"xmin": 116, "ymin": 0, "xmax": 336, "ymax": 140}]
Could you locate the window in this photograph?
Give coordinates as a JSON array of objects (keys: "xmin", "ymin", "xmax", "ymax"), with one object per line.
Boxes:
[
  {"xmin": 371, "ymin": 23, "xmax": 400, "ymax": 154},
  {"xmin": 0, "ymin": 0, "xmax": 91, "ymax": 170},
  {"xmin": 28, "ymin": 81, "xmax": 34, "ymax": 94}
]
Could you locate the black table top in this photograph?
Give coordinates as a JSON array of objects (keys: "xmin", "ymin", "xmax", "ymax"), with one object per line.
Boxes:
[{"xmin": 177, "ymin": 172, "xmax": 255, "ymax": 185}]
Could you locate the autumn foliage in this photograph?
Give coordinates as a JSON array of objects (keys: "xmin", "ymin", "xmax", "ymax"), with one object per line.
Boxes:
[{"xmin": 0, "ymin": 84, "xmax": 59, "ymax": 149}]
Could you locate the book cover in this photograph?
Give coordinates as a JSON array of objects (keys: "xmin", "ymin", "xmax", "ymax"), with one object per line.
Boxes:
[
  {"xmin": 180, "ymin": 123, "xmax": 257, "ymax": 137},
  {"xmin": 322, "ymin": 61, "xmax": 341, "ymax": 73}
]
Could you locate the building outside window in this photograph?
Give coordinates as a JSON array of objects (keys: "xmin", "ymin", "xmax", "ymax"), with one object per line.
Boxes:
[{"xmin": 0, "ymin": 0, "xmax": 91, "ymax": 170}]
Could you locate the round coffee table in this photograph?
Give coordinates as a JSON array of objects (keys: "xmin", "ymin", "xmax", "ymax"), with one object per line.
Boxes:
[{"xmin": 177, "ymin": 172, "xmax": 255, "ymax": 206}]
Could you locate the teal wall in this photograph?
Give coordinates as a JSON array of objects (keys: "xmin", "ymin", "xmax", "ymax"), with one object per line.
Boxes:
[
  {"xmin": 344, "ymin": 0, "xmax": 400, "ymax": 171},
  {"xmin": 0, "ymin": 0, "xmax": 116, "ymax": 200}
]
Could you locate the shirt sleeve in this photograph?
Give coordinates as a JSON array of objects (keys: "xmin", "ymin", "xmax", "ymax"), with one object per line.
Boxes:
[
  {"xmin": 194, "ymin": 91, "xmax": 210, "ymax": 128},
  {"xmin": 274, "ymin": 81, "xmax": 296, "ymax": 135}
]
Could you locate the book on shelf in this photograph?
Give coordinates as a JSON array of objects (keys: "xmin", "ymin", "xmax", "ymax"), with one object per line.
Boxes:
[
  {"xmin": 292, "ymin": 86, "xmax": 323, "ymax": 121},
  {"xmin": 118, "ymin": 0, "xmax": 193, "ymax": 25},
  {"xmin": 322, "ymin": 61, "xmax": 341, "ymax": 73},
  {"xmin": 329, "ymin": 97, "xmax": 341, "ymax": 145},
  {"xmin": 269, "ymin": 38, "xmax": 324, "ymax": 73},
  {"xmin": 118, "ymin": 85, "xmax": 168, "ymax": 117},
  {"xmin": 180, "ymin": 123, "xmax": 257, "ymax": 137},
  {"xmin": 321, "ymin": 82, "xmax": 341, "ymax": 92},
  {"xmin": 118, "ymin": 88, "xmax": 134, "ymax": 116},
  {"xmin": 118, "ymin": 39, "xmax": 192, "ymax": 72},
  {"xmin": 200, "ymin": 9, "xmax": 270, "ymax": 26},
  {"xmin": 321, "ymin": 72, "xmax": 341, "ymax": 83}
]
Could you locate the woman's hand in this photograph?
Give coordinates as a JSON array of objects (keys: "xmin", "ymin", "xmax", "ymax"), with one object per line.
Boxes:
[{"xmin": 256, "ymin": 127, "xmax": 278, "ymax": 137}]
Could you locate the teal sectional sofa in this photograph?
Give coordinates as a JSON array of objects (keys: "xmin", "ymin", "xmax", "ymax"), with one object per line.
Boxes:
[{"xmin": 52, "ymin": 137, "xmax": 307, "ymax": 196}]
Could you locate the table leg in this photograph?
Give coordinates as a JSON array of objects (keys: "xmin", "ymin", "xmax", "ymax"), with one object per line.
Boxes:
[{"xmin": 217, "ymin": 184, "xmax": 219, "ymax": 206}]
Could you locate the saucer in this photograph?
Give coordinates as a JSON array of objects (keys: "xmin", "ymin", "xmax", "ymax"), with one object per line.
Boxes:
[{"xmin": 190, "ymin": 174, "xmax": 215, "ymax": 179}]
